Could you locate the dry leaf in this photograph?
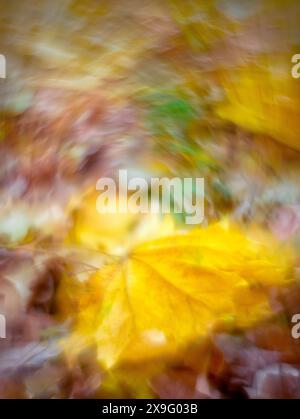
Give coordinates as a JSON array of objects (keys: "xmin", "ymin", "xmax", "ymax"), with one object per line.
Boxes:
[{"xmin": 60, "ymin": 222, "xmax": 293, "ymax": 368}]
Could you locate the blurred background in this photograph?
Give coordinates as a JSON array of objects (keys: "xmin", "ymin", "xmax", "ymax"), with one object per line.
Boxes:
[{"xmin": 1, "ymin": 0, "xmax": 300, "ymax": 398}]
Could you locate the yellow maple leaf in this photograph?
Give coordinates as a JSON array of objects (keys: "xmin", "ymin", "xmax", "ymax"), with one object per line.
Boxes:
[
  {"xmin": 217, "ymin": 61, "xmax": 300, "ymax": 152},
  {"xmin": 60, "ymin": 222, "xmax": 293, "ymax": 369}
]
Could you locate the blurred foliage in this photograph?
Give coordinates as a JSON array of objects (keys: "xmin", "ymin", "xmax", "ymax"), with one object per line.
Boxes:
[{"xmin": 0, "ymin": 0, "xmax": 300, "ymax": 399}]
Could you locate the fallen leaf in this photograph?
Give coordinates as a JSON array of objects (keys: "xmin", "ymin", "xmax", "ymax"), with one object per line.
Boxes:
[{"xmin": 60, "ymin": 222, "xmax": 293, "ymax": 368}]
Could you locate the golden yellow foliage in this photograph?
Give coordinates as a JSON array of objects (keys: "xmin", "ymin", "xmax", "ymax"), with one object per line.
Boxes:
[
  {"xmin": 217, "ymin": 62, "xmax": 300, "ymax": 151},
  {"xmin": 67, "ymin": 189, "xmax": 175, "ymax": 255},
  {"xmin": 60, "ymin": 222, "xmax": 293, "ymax": 369}
]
